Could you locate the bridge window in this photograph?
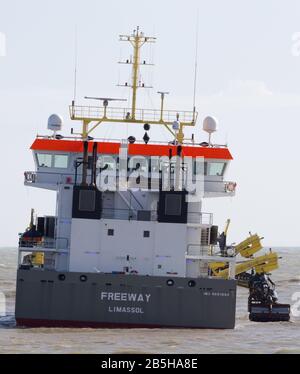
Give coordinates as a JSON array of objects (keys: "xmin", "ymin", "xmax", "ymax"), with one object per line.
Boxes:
[
  {"xmin": 97, "ymin": 155, "xmax": 117, "ymax": 171},
  {"xmin": 193, "ymin": 160, "xmax": 207, "ymax": 175},
  {"xmin": 37, "ymin": 153, "xmax": 52, "ymax": 168},
  {"xmin": 36, "ymin": 153, "xmax": 69, "ymax": 168},
  {"xmin": 208, "ymin": 162, "xmax": 226, "ymax": 176},
  {"xmin": 54, "ymin": 154, "xmax": 69, "ymax": 168}
]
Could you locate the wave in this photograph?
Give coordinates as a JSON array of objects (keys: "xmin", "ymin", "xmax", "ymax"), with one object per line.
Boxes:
[
  {"xmin": 0, "ymin": 314, "xmax": 16, "ymax": 328},
  {"xmin": 276, "ymin": 277, "xmax": 300, "ymax": 285},
  {"xmin": 275, "ymin": 348, "xmax": 300, "ymax": 354},
  {"xmin": 287, "ymin": 277, "xmax": 300, "ymax": 283},
  {"xmin": 1, "ymin": 290, "xmax": 16, "ymax": 298}
]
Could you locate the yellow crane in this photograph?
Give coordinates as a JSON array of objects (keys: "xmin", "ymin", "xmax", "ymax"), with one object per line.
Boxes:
[
  {"xmin": 209, "ymin": 221, "xmax": 279, "ymax": 280},
  {"xmin": 210, "ymin": 251, "xmax": 278, "ymax": 279}
]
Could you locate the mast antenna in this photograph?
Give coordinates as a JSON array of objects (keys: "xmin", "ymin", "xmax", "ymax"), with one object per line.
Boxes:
[
  {"xmin": 69, "ymin": 28, "xmax": 198, "ymax": 142},
  {"xmin": 192, "ymin": 11, "xmax": 199, "ymax": 120},
  {"xmin": 118, "ymin": 27, "xmax": 156, "ymax": 120},
  {"xmin": 73, "ymin": 26, "xmax": 78, "ymax": 103}
]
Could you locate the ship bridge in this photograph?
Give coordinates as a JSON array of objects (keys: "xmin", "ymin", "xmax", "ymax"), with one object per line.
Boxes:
[{"xmin": 25, "ymin": 136, "xmax": 235, "ymax": 198}]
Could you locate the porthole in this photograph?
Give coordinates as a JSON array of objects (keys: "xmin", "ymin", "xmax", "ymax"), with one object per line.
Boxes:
[
  {"xmin": 58, "ymin": 274, "xmax": 65, "ymax": 281},
  {"xmin": 166, "ymin": 279, "xmax": 174, "ymax": 286},
  {"xmin": 188, "ymin": 280, "xmax": 196, "ymax": 287},
  {"xmin": 80, "ymin": 275, "xmax": 88, "ymax": 282}
]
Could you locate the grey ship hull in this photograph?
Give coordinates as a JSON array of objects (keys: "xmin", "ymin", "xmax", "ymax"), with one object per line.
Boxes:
[{"xmin": 15, "ymin": 269, "xmax": 237, "ymax": 329}]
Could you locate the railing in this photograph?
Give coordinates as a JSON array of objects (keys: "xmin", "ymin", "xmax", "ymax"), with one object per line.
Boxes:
[
  {"xmin": 24, "ymin": 170, "xmax": 236, "ymax": 195},
  {"xmin": 69, "ymin": 105, "xmax": 196, "ymax": 125},
  {"xmin": 18, "ymin": 237, "xmax": 69, "ymax": 270},
  {"xmin": 102, "ymin": 208, "xmax": 157, "ymax": 221},
  {"xmin": 185, "ymin": 253, "xmax": 236, "ymax": 280},
  {"xmin": 186, "ymin": 244, "xmax": 210, "ymax": 256},
  {"xmin": 18, "ymin": 237, "xmax": 69, "ymax": 250},
  {"xmin": 18, "ymin": 247, "xmax": 69, "ymax": 270},
  {"xmin": 187, "ymin": 212, "xmax": 213, "ymax": 225},
  {"xmin": 35, "ymin": 134, "xmax": 229, "ymax": 148},
  {"xmin": 101, "ymin": 208, "xmax": 212, "ymax": 225}
]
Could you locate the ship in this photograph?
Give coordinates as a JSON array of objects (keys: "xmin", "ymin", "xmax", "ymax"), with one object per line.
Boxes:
[{"xmin": 15, "ymin": 27, "xmax": 288, "ymax": 329}]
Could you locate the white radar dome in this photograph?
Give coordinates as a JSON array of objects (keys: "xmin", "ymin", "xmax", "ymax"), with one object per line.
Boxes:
[
  {"xmin": 47, "ymin": 114, "xmax": 63, "ymax": 132},
  {"xmin": 203, "ymin": 116, "xmax": 218, "ymax": 134}
]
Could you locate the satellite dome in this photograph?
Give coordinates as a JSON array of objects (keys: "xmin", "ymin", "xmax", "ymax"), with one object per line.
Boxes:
[
  {"xmin": 47, "ymin": 114, "xmax": 63, "ymax": 132},
  {"xmin": 203, "ymin": 116, "xmax": 218, "ymax": 134}
]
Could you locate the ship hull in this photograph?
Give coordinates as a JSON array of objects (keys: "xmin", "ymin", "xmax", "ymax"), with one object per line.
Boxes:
[{"xmin": 15, "ymin": 269, "xmax": 237, "ymax": 329}]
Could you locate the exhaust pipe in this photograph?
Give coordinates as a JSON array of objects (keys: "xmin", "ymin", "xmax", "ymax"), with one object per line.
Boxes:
[
  {"xmin": 91, "ymin": 142, "xmax": 98, "ymax": 186},
  {"xmin": 81, "ymin": 140, "xmax": 89, "ymax": 186}
]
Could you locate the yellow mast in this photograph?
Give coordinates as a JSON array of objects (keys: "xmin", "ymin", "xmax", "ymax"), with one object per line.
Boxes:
[
  {"xmin": 131, "ymin": 31, "xmax": 139, "ymax": 119},
  {"xmin": 119, "ymin": 26, "xmax": 155, "ymax": 120},
  {"xmin": 131, "ymin": 28, "xmax": 141, "ymax": 119},
  {"xmin": 70, "ymin": 27, "xmax": 198, "ymax": 143}
]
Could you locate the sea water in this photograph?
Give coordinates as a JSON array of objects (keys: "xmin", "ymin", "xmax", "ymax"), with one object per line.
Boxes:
[{"xmin": 0, "ymin": 247, "xmax": 299, "ymax": 354}]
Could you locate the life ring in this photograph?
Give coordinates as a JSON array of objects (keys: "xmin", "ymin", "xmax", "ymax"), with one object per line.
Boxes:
[{"xmin": 226, "ymin": 182, "xmax": 237, "ymax": 192}]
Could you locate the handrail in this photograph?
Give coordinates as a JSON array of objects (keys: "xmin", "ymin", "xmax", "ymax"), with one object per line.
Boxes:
[
  {"xmin": 69, "ymin": 105, "xmax": 196, "ymax": 125},
  {"xmin": 101, "ymin": 208, "xmax": 211, "ymax": 224},
  {"xmin": 101, "ymin": 208, "xmax": 157, "ymax": 221},
  {"xmin": 187, "ymin": 212, "xmax": 213, "ymax": 225},
  {"xmin": 18, "ymin": 237, "xmax": 69, "ymax": 250},
  {"xmin": 186, "ymin": 244, "xmax": 210, "ymax": 256},
  {"xmin": 35, "ymin": 134, "xmax": 229, "ymax": 148},
  {"xmin": 24, "ymin": 170, "xmax": 235, "ymax": 197}
]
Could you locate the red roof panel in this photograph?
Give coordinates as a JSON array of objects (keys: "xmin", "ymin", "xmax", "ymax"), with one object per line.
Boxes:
[{"xmin": 31, "ymin": 139, "xmax": 233, "ymax": 160}]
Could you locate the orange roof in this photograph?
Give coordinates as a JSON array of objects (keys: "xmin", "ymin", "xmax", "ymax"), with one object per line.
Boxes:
[{"xmin": 31, "ymin": 139, "xmax": 233, "ymax": 160}]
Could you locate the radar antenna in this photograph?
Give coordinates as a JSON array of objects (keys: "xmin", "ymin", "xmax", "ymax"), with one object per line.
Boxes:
[
  {"xmin": 84, "ymin": 96, "xmax": 127, "ymax": 119},
  {"xmin": 84, "ymin": 96, "xmax": 127, "ymax": 105}
]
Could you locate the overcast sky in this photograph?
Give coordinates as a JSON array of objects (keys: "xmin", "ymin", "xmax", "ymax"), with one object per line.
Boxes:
[{"xmin": 1, "ymin": 0, "xmax": 300, "ymax": 247}]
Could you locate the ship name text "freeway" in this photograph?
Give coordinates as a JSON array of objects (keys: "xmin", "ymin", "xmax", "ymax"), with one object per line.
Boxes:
[{"xmin": 100, "ymin": 292, "xmax": 151, "ymax": 303}]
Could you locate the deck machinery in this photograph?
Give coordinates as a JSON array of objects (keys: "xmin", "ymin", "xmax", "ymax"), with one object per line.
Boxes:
[{"xmin": 209, "ymin": 221, "xmax": 290, "ymax": 322}]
